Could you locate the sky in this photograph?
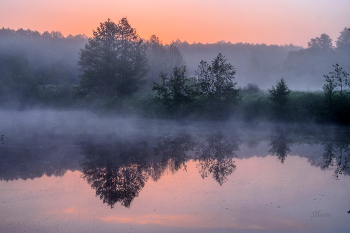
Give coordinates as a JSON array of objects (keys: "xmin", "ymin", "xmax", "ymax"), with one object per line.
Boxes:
[{"xmin": 1, "ymin": 0, "xmax": 349, "ymax": 47}]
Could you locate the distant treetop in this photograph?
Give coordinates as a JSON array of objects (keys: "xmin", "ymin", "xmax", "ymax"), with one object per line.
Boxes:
[
  {"xmin": 0, "ymin": 27, "xmax": 87, "ymax": 40},
  {"xmin": 307, "ymin": 33, "xmax": 333, "ymax": 50}
]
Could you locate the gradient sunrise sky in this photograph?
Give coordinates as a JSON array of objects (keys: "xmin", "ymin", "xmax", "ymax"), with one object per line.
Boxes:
[{"xmin": 1, "ymin": 0, "xmax": 349, "ymax": 47}]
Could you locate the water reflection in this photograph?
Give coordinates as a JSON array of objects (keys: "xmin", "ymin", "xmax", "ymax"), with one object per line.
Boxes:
[
  {"xmin": 80, "ymin": 131, "xmax": 239, "ymax": 207},
  {"xmin": 319, "ymin": 131, "xmax": 350, "ymax": 179},
  {"xmin": 268, "ymin": 128, "xmax": 292, "ymax": 164},
  {"xmin": 0, "ymin": 138, "xmax": 81, "ymax": 181},
  {"xmin": 152, "ymin": 132, "xmax": 194, "ymax": 177},
  {"xmin": 80, "ymin": 139, "xmax": 150, "ymax": 208},
  {"xmin": 196, "ymin": 131, "xmax": 239, "ymax": 185},
  {"xmin": 80, "ymin": 133, "xmax": 194, "ymax": 208},
  {"xmin": 2, "ymin": 122, "xmax": 350, "ymax": 210}
]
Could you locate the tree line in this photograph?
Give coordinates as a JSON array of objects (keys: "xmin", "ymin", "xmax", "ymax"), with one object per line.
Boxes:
[
  {"xmin": 283, "ymin": 28, "xmax": 350, "ymax": 89},
  {"xmin": 0, "ymin": 19, "xmax": 350, "ymax": 124},
  {"xmin": 176, "ymin": 28, "xmax": 350, "ymax": 90}
]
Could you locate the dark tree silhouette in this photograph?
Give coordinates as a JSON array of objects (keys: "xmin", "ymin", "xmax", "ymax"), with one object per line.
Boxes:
[
  {"xmin": 152, "ymin": 66, "xmax": 196, "ymax": 112},
  {"xmin": 323, "ymin": 64, "xmax": 350, "ymax": 124},
  {"xmin": 195, "ymin": 53, "xmax": 241, "ymax": 119},
  {"xmin": 79, "ymin": 18, "xmax": 148, "ymax": 99},
  {"xmin": 336, "ymin": 28, "xmax": 350, "ymax": 51},
  {"xmin": 308, "ymin": 33, "xmax": 333, "ymax": 51},
  {"xmin": 196, "ymin": 53, "xmax": 240, "ymax": 103},
  {"xmin": 323, "ymin": 64, "xmax": 350, "ymax": 95},
  {"xmin": 268, "ymin": 78, "xmax": 291, "ymax": 120}
]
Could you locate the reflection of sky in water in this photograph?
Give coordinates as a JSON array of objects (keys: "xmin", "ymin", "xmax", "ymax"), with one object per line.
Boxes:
[
  {"xmin": 1, "ymin": 154, "xmax": 349, "ymax": 233},
  {"xmin": 0, "ymin": 111, "xmax": 350, "ymax": 232}
]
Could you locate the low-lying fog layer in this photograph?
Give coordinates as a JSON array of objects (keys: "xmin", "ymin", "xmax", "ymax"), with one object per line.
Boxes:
[
  {"xmin": 0, "ymin": 109, "xmax": 347, "ymax": 180},
  {"xmin": 0, "ymin": 109, "xmax": 339, "ymax": 139}
]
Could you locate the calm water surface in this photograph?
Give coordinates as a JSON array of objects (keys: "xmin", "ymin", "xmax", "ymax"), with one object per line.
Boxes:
[{"xmin": 0, "ymin": 110, "xmax": 349, "ymax": 233}]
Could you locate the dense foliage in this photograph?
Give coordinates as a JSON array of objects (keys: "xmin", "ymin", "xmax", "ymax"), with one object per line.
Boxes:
[
  {"xmin": 152, "ymin": 66, "xmax": 196, "ymax": 111},
  {"xmin": 196, "ymin": 53, "xmax": 240, "ymax": 103},
  {"xmin": 323, "ymin": 64, "xmax": 350, "ymax": 124},
  {"xmin": 268, "ymin": 78, "xmax": 291, "ymax": 120},
  {"xmin": 78, "ymin": 18, "xmax": 148, "ymax": 99},
  {"xmin": 152, "ymin": 53, "xmax": 241, "ymax": 119}
]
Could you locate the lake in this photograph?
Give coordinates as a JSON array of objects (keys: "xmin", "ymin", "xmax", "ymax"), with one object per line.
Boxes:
[{"xmin": 0, "ymin": 110, "xmax": 349, "ymax": 233}]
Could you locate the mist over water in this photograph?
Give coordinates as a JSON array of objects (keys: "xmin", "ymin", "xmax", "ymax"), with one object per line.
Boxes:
[{"xmin": 1, "ymin": 109, "xmax": 350, "ymax": 232}]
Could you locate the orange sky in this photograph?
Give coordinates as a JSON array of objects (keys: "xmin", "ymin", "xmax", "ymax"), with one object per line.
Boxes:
[{"xmin": 1, "ymin": 0, "xmax": 349, "ymax": 46}]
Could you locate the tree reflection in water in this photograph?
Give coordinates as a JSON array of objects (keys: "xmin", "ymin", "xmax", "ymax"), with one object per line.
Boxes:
[
  {"xmin": 81, "ymin": 139, "xmax": 150, "ymax": 208},
  {"xmin": 83, "ymin": 163, "xmax": 148, "ymax": 208},
  {"xmin": 80, "ymin": 132, "xmax": 195, "ymax": 208},
  {"xmin": 4, "ymin": 122, "xmax": 350, "ymax": 210},
  {"xmin": 152, "ymin": 132, "xmax": 194, "ymax": 177},
  {"xmin": 320, "ymin": 132, "xmax": 350, "ymax": 179},
  {"xmin": 196, "ymin": 131, "xmax": 239, "ymax": 186},
  {"xmin": 268, "ymin": 128, "xmax": 292, "ymax": 164},
  {"xmin": 80, "ymin": 131, "xmax": 241, "ymax": 208}
]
